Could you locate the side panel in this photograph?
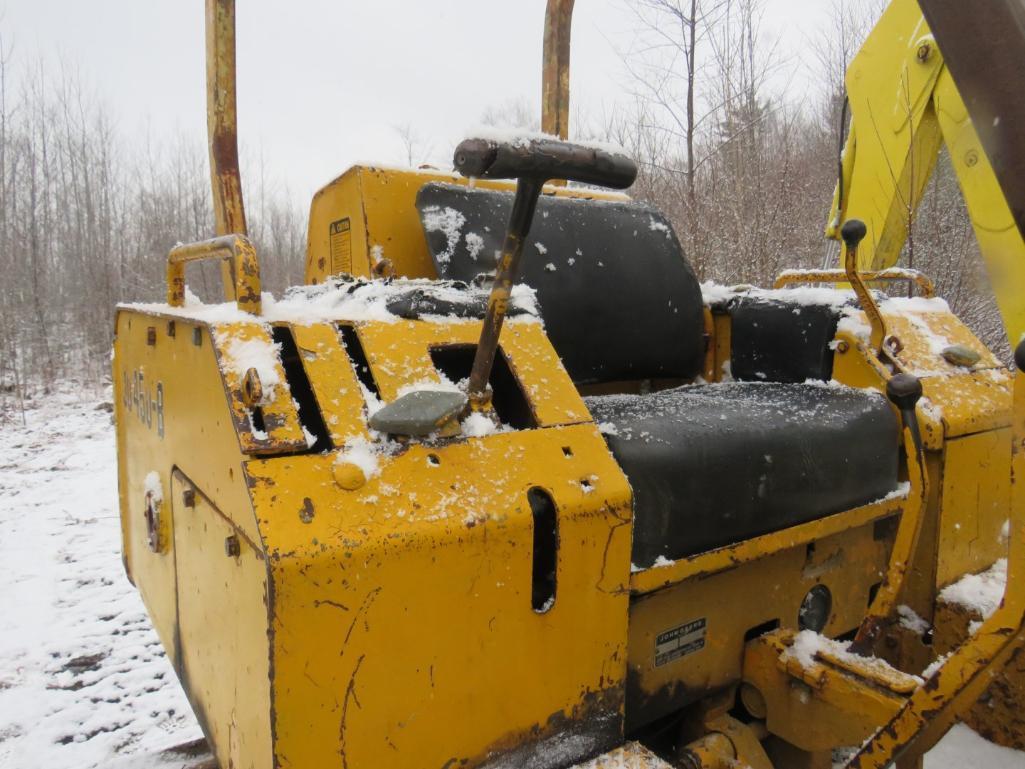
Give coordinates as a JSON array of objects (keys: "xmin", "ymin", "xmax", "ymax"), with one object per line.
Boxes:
[
  {"xmin": 113, "ymin": 309, "xmax": 274, "ymax": 759},
  {"xmin": 936, "ymin": 429, "xmax": 1012, "ymax": 588},
  {"xmin": 173, "ymin": 472, "xmax": 273, "ymax": 769},
  {"xmin": 247, "ymin": 425, "xmax": 633, "ymax": 769},
  {"xmin": 626, "ymin": 524, "xmax": 890, "ymax": 730}
]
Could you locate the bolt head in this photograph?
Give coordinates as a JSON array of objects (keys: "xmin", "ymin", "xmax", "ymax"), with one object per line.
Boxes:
[{"xmin": 332, "ymin": 461, "xmax": 367, "ymax": 491}]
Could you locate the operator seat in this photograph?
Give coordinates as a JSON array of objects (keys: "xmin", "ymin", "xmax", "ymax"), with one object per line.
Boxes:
[{"xmin": 417, "ymin": 184, "xmax": 900, "ymax": 568}]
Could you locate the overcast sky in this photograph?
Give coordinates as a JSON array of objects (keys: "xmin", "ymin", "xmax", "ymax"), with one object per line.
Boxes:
[{"xmin": 5, "ymin": 0, "xmax": 843, "ymax": 204}]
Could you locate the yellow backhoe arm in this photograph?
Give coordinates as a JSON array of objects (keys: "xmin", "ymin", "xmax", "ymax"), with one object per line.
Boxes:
[{"xmin": 827, "ymin": 0, "xmax": 1025, "ymax": 346}]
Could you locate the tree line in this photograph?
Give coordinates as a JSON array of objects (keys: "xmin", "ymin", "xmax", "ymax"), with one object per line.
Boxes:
[{"xmin": 0, "ymin": 0, "xmax": 1007, "ymax": 419}]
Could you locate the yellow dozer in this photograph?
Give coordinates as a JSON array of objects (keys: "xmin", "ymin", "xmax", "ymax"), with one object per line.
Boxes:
[{"xmin": 113, "ymin": 0, "xmax": 1025, "ymax": 767}]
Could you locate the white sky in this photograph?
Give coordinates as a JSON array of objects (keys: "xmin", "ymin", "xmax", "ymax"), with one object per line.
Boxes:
[{"xmin": 5, "ymin": 0, "xmax": 840, "ymax": 204}]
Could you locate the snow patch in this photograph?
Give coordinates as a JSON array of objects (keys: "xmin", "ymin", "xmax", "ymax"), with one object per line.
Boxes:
[
  {"xmin": 786, "ymin": 630, "xmax": 921, "ymax": 685},
  {"xmin": 337, "ymin": 436, "xmax": 385, "ymax": 481},
  {"xmin": 422, "ymin": 205, "xmax": 467, "ymax": 264},
  {"xmin": 464, "ymin": 232, "xmax": 485, "ymax": 261},
  {"xmin": 124, "ymin": 277, "xmax": 542, "ymax": 329},
  {"xmin": 938, "ymin": 559, "xmax": 1007, "ymax": 619},
  {"xmin": 648, "ymin": 217, "xmax": 671, "ymax": 237},
  {"xmin": 463, "ymin": 125, "xmax": 630, "ymax": 158},
  {"xmin": 461, "ymin": 412, "xmax": 508, "ymax": 438},
  {"xmin": 897, "ymin": 605, "xmax": 930, "ymax": 636},
  {"xmin": 143, "ymin": 472, "xmax": 163, "ymax": 506},
  {"xmin": 214, "ymin": 333, "xmax": 283, "ymax": 401}
]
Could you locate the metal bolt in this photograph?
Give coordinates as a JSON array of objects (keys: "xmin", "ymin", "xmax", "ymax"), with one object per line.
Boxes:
[
  {"xmin": 965, "ymin": 149, "xmax": 979, "ymax": 168},
  {"xmin": 740, "ymin": 682, "xmax": 768, "ymax": 719},
  {"xmin": 836, "ymin": 340, "xmax": 850, "ymax": 354},
  {"xmin": 242, "ymin": 368, "xmax": 264, "ymax": 407},
  {"xmin": 224, "ymin": 535, "xmax": 241, "ymax": 558},
  {"xmin": 916, "ymin": 42, "xmax": 932, "ymax": 62},
  {"xmin": 332, "ymin": 460, "xmax": 367, "ymax": 491}
]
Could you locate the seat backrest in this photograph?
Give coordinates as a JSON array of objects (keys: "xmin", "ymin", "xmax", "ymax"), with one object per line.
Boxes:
[{"xmin": 416, "ymin": 183, "xmax": 705, "ymax": 385}]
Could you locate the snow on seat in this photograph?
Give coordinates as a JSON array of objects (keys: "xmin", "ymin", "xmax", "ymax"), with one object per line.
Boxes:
[
  {"xmin": 414, "ymin": 186, "xmax": 900, "ymax": 569},
  {"xmin": 586, "ymin": 382, "xmax": 900, "ymax": 568}
]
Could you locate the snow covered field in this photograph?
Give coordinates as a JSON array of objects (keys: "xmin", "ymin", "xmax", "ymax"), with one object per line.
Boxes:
[{"xmin": 0, "ymin": 390, "xmax": 1022, "ymax": 769}]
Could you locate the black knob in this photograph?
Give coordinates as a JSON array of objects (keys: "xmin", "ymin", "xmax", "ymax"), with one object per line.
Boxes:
[
  {"xmin": 841, "ymin": 219, "xmax": 868, "ymax": 249},
  {"xmin": 887, "ymin": 373, "xmax": 923, "ymax": 411},
  {"xmin": 1015, "ymin": 339, "xmax": 1025, "ymax": 373}
]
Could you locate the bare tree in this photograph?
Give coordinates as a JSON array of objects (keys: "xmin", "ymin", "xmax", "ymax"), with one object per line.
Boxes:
[{"xmin": 393, "ymin": 121, "xmax": 434, "ymax": 168}]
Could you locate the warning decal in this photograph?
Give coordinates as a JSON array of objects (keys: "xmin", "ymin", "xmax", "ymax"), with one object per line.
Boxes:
[
  {"xmin": 654, "ymin": 618, "xmax": 706, "ymax": 667},
  {"xmin": 329, "ymin": 218, "xmax": 352, "ymax": 275}
]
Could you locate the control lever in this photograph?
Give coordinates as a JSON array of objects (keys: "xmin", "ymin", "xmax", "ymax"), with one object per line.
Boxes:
[
  {"xmin": 841, "ymin": 219, "xmax": 889, "ymax": 354},
  {"xmin": 454, "ymin": 135, "xmax": 638, "ymax": 406},
  {"xmin": 369, "ymin": 136, "xmax": 637, "ymax": 437},
  {"xmin": 849, "ymin": 373, "xmax": 926, "ymax": 657}
]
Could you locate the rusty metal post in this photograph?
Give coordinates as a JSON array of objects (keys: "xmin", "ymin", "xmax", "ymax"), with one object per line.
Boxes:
[
  {"xmin": 206, "ymin": 0, "xmax": 248, "ymax": 302},
  {"xmin": 167, "ymin": 235, "xmax": 262, "ymax": 315},
  {"xmin": 542, "ymin": 0, "xmax": 574, "ymax": 139}
]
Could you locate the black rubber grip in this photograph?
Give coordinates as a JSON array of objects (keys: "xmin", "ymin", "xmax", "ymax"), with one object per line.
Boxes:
[
  {"xmin": 453, "ymin": 136, "xmax": 637, "ymax": 190},
  {"xmin": 841, "ymin": 219, "xmax": 868, "ymax": 249},
  {"xmin": 886, "ymin": 373, "xmax": 923, "ymax": 411}
]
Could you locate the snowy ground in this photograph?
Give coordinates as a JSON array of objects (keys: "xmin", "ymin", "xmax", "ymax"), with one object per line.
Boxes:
[{"xmin": 0, "ymin": 391, "xmax": 1022, "ymax": 769}]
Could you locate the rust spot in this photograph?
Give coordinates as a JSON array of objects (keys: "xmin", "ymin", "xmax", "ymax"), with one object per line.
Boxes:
[
  {"xmin": 300, "ymin": 497, "xmax": 315, "ymax": 524},
  {"xmin": 445, "ymin": 686, "xmax": 624, "ymax": 769},
  {"xmin": 337, "ymin": 654, "xmax": 366, "ymax": 769},
  {"xmin": 314, "ymin": 598, "xmax": 350, "ymax": 612}
]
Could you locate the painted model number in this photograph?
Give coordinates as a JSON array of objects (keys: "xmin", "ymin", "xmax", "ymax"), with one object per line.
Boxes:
[
  {"xmin": 123, "ymin": 368, "xmax": 164, "ymax": 438},
  {"xmin": 655, "ymin": 618, "xmax": 706, "ymax": 667}
]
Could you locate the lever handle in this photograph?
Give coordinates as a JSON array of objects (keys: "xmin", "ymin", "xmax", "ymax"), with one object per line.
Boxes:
[
  {"xmin": 454, "ymin": 134, "xmax": 638, "ymax": 408},
  {"xmin": 454, "ymin": 136, "xmax": 638, "ymax": 189}
]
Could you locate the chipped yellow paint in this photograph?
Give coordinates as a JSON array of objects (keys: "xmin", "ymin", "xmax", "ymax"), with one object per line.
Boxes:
[
  {"xmin": 743, "ymin": 630, "xmax": 907, "ymax": 752},
  {"xmin": 115, "ymin": 303, "xmax": 633, "ymax": 769},
  {"xmin": 246, "ymin": 424, "xmax": 631, "ymax": 769},
  {"xmin": 628, "ymin": 524, "xmax": 891, "ymax": 732},
  {"xmin": 210, "ymin": 322, "xmax": 308, "ymax": 454}
]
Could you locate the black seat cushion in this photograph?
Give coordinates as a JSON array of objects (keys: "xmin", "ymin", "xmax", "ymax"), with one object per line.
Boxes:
[
  {"xmin": 416, "ymin": 183, "xmax": 705, "ymax": 385},
  {"xmin": 728, "ymin": 296, "xmax": 848, "ymax": 383},
  {"xmin": 586, "ymin": 382, "xmax": 900, "ymax": 567}
]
